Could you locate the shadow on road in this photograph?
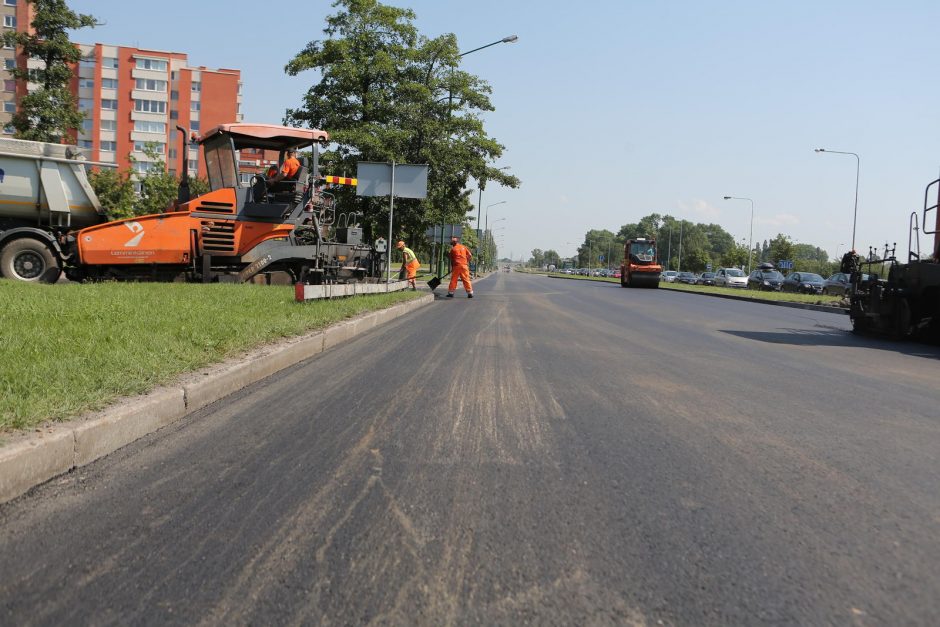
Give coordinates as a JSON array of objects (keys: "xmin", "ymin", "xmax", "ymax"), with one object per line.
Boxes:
[{"xmin": 720, "ymin": 328, "xmax": 940, "ymax": 360}]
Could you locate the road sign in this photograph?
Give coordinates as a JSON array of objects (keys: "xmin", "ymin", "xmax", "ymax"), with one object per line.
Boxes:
[
  {"xmin": 356, "ymin": 162, "xmax": 428, "ymax": 199},
  {"xmin": 706, "ymin": 263, "xmax": 712, "ymax": 271},
  {"xmin": 778, "ymin": 259, "xmax": 794, "ymax": 270},
  {"xmin": 598, "ymin": 254, "xmax": 605, "ymax": 262}
]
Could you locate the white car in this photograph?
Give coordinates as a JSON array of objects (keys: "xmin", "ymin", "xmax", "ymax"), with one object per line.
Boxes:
[
  {"xmin": 715, "ymin": 267, "xmax": 747, "ymax": 288},
  {"xmin": 661, "ymin": 270, "xmax": 679, "ymax": 282}
]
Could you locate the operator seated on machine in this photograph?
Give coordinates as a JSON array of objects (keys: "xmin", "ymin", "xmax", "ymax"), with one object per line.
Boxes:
[{"xmin": 266, "ymin": 149, "xmax": 301, "ymax": 190}]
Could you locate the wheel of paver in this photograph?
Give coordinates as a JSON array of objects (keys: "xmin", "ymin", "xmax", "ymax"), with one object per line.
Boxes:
[{"xmin": 0, "ymin": 237, "xmax": 61, "ymax": 283}]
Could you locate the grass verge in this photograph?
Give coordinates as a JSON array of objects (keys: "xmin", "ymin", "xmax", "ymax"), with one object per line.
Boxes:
[
  {"xmin": 0, "ymin": 281, "xmax": 422, "ymax": 432},
  {"xmin": 547, "ymin": 272, "xmax": 847, "ymax": 305}
]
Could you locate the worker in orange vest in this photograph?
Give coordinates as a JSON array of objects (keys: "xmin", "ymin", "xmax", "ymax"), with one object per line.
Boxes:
[
  {"xmin": 447, "ymin": 234, "xmax": 473, "ymax": 298},
  {"xmin": 267, "ymin": 148, "xmax": 301, "ymax": 186},
  {"xmin": 397, "ymin": 240, "xmax": 420, "ymax": 290}
]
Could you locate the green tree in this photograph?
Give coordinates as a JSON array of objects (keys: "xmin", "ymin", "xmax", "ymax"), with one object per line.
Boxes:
[
  {"xmin": 284, "ymin": 0, "xmax": 519, "ymax": 248},
  {"xmin": 1, "ymin": 0, "xmax": 97, "ymax": 142},
  {"xmin": 721, "ymin": 241, "xmax": 750, "ymax": 269},
  {"xmin": 530, "ymin": 248, "xmax": 545, "ymax": 268},
  {"xmin": 89, "ymin": 166, "xmax": 136, "ymax": 220},
  {"xmin": 767, "ymin": 234, "xmax": 794, "ymax": 264},
  {"xmin": 135, "ymin": 144, "xmax": 180, "ymax": 216}
]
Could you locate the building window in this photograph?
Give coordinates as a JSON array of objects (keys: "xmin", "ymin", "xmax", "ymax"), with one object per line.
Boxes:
[
  {"xmin": 4, "ymin": 101, "xmax": 15, "ymax": 113},
  {"xmin": 191, "ymin": 82, "xmax": 200, "ymax": 92},
  {"xmin": 79, "ymin": 139, "xmax": 93, "ymax": 149},
  {"xmin": 101, "ymin": 78, "xmax": 118, "ymax": 89},
  {"xmin": 190, "ymin": 101, "xmax": 200, "ymax": 112},
  {"xmin": 190, "ymin": 121, "xmax": 199, "ymax": 132},
  {"xmin": 169, "ymin": 110, "xmax": 177, "ymax": 120},
  {"xmin": 168, "ymin": 148, "xmax": 176, "ymax": 159},
  {"xmin": 4, "ymin": 59, "xmax": 14, "ymax": 70},
  {"xmin": 3, "ymin": 79, "xmax": 14, "ymax": 92},
  {"xmin": 134, "ymin": 99, "xmax": 166, "ymax": 114},
  {"xmin": 100, "ymin": 119, "xmax": 117, "ymax": 131},
  {"xmin": 135, "ymin": 78, "xmax": 166, "ymax": 92},
  {"xmin": 170, "ymin": 90, "xmax": 178, "ymax": 100},
  {"xmin": 103, "ymin": 57, "xmax": 118, "ymax": 69},
  {"xmin": 4, "ymin": 0, "xmax": 17, "ymax": 6},
  {"xmin": 100, "ymin": 141, "xmax": 116, "ymax": 152},
  {"xmin": 101, "ymin": 99, "xmax": 118, "ymax": 110},
  {"xmin": 188, "ymin": 159, "xmax": 197, "ymax": 170},
  {"xmin": 134, "ymin": 120, "xmax": 166, "ymax": 133},
  {"xmin": 135, "ymin": 58, "xmax": 167, "ymax": 72},
  {"xmin": 81, "ymin": 119, "xmax": 92, "ymax": 132},
  {"xmin": 3, "ymin": 124, "xmax": 14, "ymax": 134},
  {"xmin": 4, "ymin": 16, "xmax": 16, "ymax": 28},
  {"xmin": 134, "ymin": 141, "xmax": 165, "ymax": 154},
  {"xmin": 78, "ymin": 78, "xmax": 95, "ymax": 89},
  {"xmin": 79, "ymin": 57, "xmax": 95, "ymax": 69},
  {"xmin": 134, "ymin": 161, "xmax": 154, "ymax": 174},
  {"xmin": 78, "ymin": 97, "xmax": 93, "ymax": 110}
]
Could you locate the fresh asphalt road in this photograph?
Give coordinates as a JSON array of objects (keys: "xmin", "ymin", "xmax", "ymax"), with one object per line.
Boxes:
[{"xmin": 2, "ymin": 272, "xmax": 939, "ymax": 625}]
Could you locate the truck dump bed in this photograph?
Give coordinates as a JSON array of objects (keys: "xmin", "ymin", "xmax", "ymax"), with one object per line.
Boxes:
[{"xmin": 0, "ymin": 137, "xmax": 106, "ymax": 230}]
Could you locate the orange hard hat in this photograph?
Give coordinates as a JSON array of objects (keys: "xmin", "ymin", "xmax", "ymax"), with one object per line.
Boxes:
[{"xmin": 396, "ymin": 240, "xmax": 405, "ymax": 248}]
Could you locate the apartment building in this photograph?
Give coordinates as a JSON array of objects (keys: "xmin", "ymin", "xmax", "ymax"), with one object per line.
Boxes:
[
  {"xmin": 75, "ymin": 44, "xmax": 242, "ymax": 182},
  {"xmin": 0, "ymin": 4, "xmax": 243, "ymax": 183}
]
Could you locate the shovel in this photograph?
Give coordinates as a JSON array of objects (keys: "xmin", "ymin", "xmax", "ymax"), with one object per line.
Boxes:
[{"xmin": 427, "ymin": 271, "xmax": 451, "ymax": 291}]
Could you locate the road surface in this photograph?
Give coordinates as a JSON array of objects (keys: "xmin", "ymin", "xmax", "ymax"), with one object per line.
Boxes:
[{"xmin": 2, "ymin": 272, "xmax": 939, "ymax": 625}]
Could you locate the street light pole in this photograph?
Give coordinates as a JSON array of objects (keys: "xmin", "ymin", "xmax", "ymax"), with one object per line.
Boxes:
[
  {"xmin": 448, "ymin": 36, "xmax": 517, "ymax": 275},
  {"xmin": 815, "ymin": 148, "xmax": 860, "ymax": 251},
  {"xmin": 723, "ymin": 196, "xmax": 755, "ymax": 274},
  {"xmin": 475, "ymin": 166, "xmax": 510, "ymax": 276},
  {"xmin": 485, "ymin": 202, "xmax": 507, "ymax": 272}
]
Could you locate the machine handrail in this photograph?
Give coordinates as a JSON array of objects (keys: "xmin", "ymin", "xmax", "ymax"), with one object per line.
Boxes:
[
  {"xmin": 923, "ymin": 178, "xmax": 939, "ymax": 235},
  {"xmin": 908, "ymin": 211, "xmax": 920, "ymax": 262}
]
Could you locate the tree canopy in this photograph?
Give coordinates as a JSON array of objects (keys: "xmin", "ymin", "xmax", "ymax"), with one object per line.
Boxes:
[
  {"xmin": 1, "ymin": 0, "xmax": 97, "ymax": 142},
  {"xmin": 284, "ymin": 0, "xmax": 519, "ymax": 250}
]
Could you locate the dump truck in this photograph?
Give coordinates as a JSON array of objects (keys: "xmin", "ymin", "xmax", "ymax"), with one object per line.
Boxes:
[
  {"xmin": 620, "ymin": 237, "xmax": 662, "ymax": 288},
  {"xmin": 0, "ymin": 124, "xmax": 389, "ymax": 284},
  {"xmin": 0, "ymin": 137, "xmax": 109, "ymax": 282},
  {"xmin": 848, "ymin": 175, "xmax": 940, "ymax": 338}
]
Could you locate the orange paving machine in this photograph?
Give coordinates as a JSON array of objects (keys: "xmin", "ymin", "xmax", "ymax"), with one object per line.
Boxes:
[{"xmin": 64, "ymin": 124, "xmax": 385, "ymax": 284}]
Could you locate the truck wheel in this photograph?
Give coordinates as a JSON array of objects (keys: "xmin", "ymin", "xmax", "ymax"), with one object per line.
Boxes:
[{"xmin": 0, "ymin": 237, "xmax": 62, "ymax": 283}]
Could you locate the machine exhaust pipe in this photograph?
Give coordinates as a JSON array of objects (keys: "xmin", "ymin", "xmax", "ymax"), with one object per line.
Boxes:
[{"xmin": 176, "ymin": 125, "xmax": 190, "ymax": 205}]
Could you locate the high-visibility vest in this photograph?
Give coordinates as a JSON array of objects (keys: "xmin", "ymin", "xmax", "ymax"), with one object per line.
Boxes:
[{"xmin": 401, "ymin": 246, "xmax": 417, "ymax": 264}]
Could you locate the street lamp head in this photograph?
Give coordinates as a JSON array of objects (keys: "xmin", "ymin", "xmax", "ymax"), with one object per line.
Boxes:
[
  {"xmin": 502, "ymin": 35, "xmax": 519, "ymax": 43},
  {"xmin": 815, "ymin": 148, "xmax": 825, "ymax": 152},
  {"xmin": 723, "ymin": 196, "xmax": 732, "ymax": 200}
]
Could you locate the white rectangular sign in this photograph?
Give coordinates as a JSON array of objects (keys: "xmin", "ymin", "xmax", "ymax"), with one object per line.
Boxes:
[{"xmin": 356, "ymin": 162, "xmax": 428, "ymax": 199}]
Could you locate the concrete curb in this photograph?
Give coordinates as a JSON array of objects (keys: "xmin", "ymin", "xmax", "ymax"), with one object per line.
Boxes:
[
  {"xmin": 0, "ymin": 294, "xmax": 434, "ymax": 505},
  {"xmin": 545, "ymin": 274, "xmax": 849, "ymax": 315}
]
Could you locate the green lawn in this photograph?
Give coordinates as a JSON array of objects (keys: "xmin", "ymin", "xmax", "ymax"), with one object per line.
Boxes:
[
  {"xmin": 0, "ymin": 281, "xmax": 422, "ymax": 432},
  {"xmin": 547, "ymin": 273, "xmax": 847, "ymax": 305}
]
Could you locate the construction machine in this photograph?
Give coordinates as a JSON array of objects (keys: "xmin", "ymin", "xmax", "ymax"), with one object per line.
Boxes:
[
  {"xmin": 0, "ymin": 123, "xmax": 388, "ymax": 284},
  {"xmin": 620, "ymin": 237, "xmax": 662, "ymax": 288},
  {"xmin": 848, "ymin": 176, "xmax": 940, "ymax": 338}
]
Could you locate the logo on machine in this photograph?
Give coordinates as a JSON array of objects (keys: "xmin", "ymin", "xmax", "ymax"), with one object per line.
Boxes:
[{"xmin": 124, "ymin": 221, "xmax": 145, "ymax": 247}]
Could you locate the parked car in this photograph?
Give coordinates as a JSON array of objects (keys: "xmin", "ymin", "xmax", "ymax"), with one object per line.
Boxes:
[
  {"xmin": 612, "ymin": 271, "xmax": 622, "ymax": 278},
  {"xmin": 698, "ymin": 271, "xmax": 716, "ymax": 286},
  {"xmin": 747, "ymin": 265, "xmax": 785, "ymax": 291},
  {"xmin": 661, "ymin": 270, "xmax": 679, "ymax": 282},
  {"xmin": 714, "ymin": 267, "xmax": 747, "ymax": 288},
  {"xmin": 677, "ymin": 271, "xmax": 697, "ymax": 284},
  {"xmin": 782, "ymin": 271, "xmax": 826, "ymax": 294},
  {"xmin": 822, "ymin": 272, "xmax": 869, "ymax": 295}
]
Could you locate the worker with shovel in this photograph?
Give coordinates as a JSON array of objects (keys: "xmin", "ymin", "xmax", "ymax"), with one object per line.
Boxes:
[
  {"xmin": 397, "ymin": 240, "xmax": 420, "ymax": 291},
  {"xmin": 447, "ymin": 235, "xmax": 473, "ymax": 298}
]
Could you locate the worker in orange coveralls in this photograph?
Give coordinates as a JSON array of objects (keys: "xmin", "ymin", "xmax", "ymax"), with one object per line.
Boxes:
[
  {"xmin": 447, "ymin": 234, "xmax": 473, "ymax": 298},
  {"xmin": 397, "ymin": 240, "xmax": 420, "ymax": 290}
]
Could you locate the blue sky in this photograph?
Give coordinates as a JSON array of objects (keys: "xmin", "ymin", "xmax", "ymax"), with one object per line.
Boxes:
[{"xmin": 74, "ymin": 0, "xmax": 940, "ymax": 262}]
